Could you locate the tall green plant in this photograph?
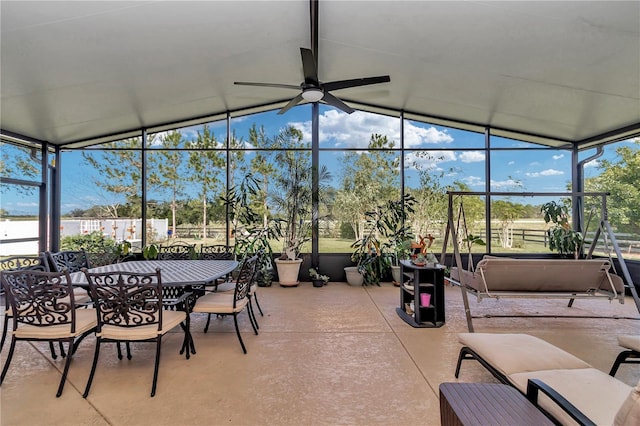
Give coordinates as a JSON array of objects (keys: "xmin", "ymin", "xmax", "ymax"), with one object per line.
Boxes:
[
  {"xmin": 221, "ymin": 173, "xmax": 283, "ymax": 286},
  {"xmin": 541, "ymin": 201, "xmax": 583, "ymax": 259},
  {"xmin": 269, "ymin": 126, "xmax": 314, "ymax": 259},
  {"xmin": 351, "ymin": 194, "xmax": 417, "ymax": 286}
]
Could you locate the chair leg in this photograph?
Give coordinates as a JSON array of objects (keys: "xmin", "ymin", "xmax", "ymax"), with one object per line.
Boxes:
[
  {"xmin": 0, "ymin": 315, "xmax": 9, "ymax": 353},
  {"xmin": 56, "ymin": 338, "xmax": 74, "ymax": 397},
  {"xmin": 0, "ymin": 337, "xmax": 17, "ymax": 384},
  {"xmin": 204, "ymin": 313, "xmax": 212, "ymax": 333},
  {"xmin": 83, "ymin": 338, "xmax": 102, "ymax": 398},
  {"xmin": 116, "ymin": 342, "xmax": 123, "ymax": 360},
  {"xmin": 49, "ymin": 341, "xmax": 58, "ymax": 359},
  {"xmin": 232, "ymin": 313, "xmax": 247, "ymax": 354},
  {"xmin": 125, "ymin": 342, "xmax": 132, "ymax": 360},
  {"xmin": 248, "ymin": 299, "xmax": 259, "ymax": 331},
  {"xmin": 609, "ymin": 350, "xmax": 638, "ymax": 376},
  {"xmin": 455, "ymin": 347, "xmax": 473, "ymax": 378},
  {"xmin": 150, "ymin": 338, "xmax": 162, "ymax": 397},
  {"xmin": 253, "ymin": 293, "xmax": 264, "ymax": 316}
]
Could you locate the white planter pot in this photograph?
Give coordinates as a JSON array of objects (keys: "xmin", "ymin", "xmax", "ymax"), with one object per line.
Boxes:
[
  {"xmin": 391, "ymin": 265, "xmax": 402, "ymax": 283},
  {"xmin": 344, "ymin": 266, "xmax": 364, "ymax": 286},
  {"xmin": 274, "ymin": 258, "xmax": 303, "ymax": 287}
]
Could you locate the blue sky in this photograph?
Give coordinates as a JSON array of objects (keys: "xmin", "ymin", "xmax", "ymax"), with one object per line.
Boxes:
[{"xmin": 1, "ymin": 105, "xmax": 630, "ymax": 215}]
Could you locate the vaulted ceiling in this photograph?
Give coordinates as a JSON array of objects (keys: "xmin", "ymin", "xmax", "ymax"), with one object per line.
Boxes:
[{"xmin": 1, "ymin": 1, "xmax": 639, "ymax": 149}]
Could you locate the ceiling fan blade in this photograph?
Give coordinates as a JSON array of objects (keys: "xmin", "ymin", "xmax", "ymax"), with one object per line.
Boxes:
[
  {"xmin": 322, "ymin": 92, "xmax": 355, "ymax": 114},
  {"xmin": 322, "ymin": 75, "xmax": 391, "ymax": 92},
  {"xmin": 300, "ymin": 48, "xmax": 319, "ymax": 85},
  {"xmin": 278, "ymin": 92, "xmax": 305, "ymax": 115},
  {"xmin": 235, "ymin": 81, "xmax": 301, "ymax": 90}
]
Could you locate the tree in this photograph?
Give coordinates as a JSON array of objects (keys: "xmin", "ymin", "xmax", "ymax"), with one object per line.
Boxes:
[
  {"xmin": 269, "ymin": 126, "xmax": 313, "ymax": 256},
  {"xmin": 186, "ymin": 124, "xmax": 225, "ymax": 238},
  {"xmin": 492, "ymin": 199, "xmax": 526, "ymax": 248},
  {"xmin": 406, "ymin": 151, "xmax": 451, "ymax": 238},
  {"xmin": 81, "ymin": 139, "xmax": 153, "ymax": 218},
  {"xmin": 585, "ymin": 139, "xmax": 640, "ymax": 235},
  {"xmin": 1, "ymin": 142, "xmax": 41, "ymax": 198},
  {"xmin": 335, "ymin": 134, "xmax": 400, "ymax": 240},
  {"xmin": 153, "ymin": 131, "xmax": 187, "ymax": 237},
  {"xmin": 248, "ymin": 124, "xmax": 276, "ymax": 228}
]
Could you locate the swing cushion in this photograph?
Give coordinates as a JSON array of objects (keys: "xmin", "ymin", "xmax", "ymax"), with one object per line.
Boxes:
[{"xmin": 453, "ymin": 258, "xmax": 623, "ymax": 295}]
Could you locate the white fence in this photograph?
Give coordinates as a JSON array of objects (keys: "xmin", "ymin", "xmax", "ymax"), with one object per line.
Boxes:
[{"xmin": 0, "ymin": 218, "xmax": 168, "ymax": 255}]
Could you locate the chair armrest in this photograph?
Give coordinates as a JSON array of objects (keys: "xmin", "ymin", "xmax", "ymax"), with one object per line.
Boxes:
[{"xmin": 526, "ymin": 378, "xmax": 596, "ymax": 426}]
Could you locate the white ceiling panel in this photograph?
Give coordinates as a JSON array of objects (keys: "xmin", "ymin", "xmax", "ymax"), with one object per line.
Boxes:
[{"xmin": 1, "ymin": 1, "xmax": 638, "ymax": 147}]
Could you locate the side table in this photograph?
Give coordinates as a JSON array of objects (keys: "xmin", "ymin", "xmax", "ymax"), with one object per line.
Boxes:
[{"xmin": 439, "ymin": 382, "xmax": 554, "ymax": 426}]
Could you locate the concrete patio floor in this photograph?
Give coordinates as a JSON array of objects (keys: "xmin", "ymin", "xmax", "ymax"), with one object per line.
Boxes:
[{"xmin": 1, "ymin": 281, "xmax": 639, "ymax": 426}]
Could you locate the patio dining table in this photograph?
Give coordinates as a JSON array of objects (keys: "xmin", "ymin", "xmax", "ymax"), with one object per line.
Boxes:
[
  {"xmin": 69, "ymin": 259, "xmax": 238, "ymax": 357},
  {"xmin": 70, "ymin": 259, "xmax": 238, "ymax": 287}
]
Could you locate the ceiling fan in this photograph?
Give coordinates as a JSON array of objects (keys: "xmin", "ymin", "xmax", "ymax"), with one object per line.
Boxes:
[{"xmin": 235, "ymin": 47, "xmax": 390, "ymax": 115}]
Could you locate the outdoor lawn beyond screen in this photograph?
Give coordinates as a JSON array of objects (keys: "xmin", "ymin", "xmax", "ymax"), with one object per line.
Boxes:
[{"xmin": 2, "ymin": 103, "xmax": 638, "ymax": 260}]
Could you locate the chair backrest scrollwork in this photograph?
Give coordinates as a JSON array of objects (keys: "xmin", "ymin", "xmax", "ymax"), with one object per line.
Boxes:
[{"xmin": 83, "ymin": 269, "xmax": 163, "ymax": 331}]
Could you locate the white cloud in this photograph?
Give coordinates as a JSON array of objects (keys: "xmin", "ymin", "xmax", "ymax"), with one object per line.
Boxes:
[
  {"xmin": 404, "ymin": 123, "xmax": 453, "ymax": 147},
  {"xmin": 458, "ymin": 151, "xmax": 485, "ymax": 163},
  {"xmin": 463, "ymin": 176, "xmax": 484, "ymax": 187},
  {"xmin": 490, "ymin": 178, "xmax": 521, "ymax": 189},
  {"xmin": 290, "ymin": 110, "xmax": 453, "ymax": 148},
  {"xmin": 404, "ymin": 150, "xmax": 456, "ymax": 171},
  {"xmin": 508, "ymin": 161, "xmax": 515, "ymax": 165},
  {"xmin": 529, "ymin": 161, "xmax": 541, "ymax": 166},
  {"xmin": 584, "ymin": 159, "xmax": 599, "ymax": 168},
  {"xmin": 525, "ymin": 169, "xmax": 564, "ymax": 177},
  {"xmin": 552, "ymin": 154, "xmax": 564, "ymax": 160}
]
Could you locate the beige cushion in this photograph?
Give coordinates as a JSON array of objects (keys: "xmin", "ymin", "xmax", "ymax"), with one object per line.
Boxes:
[
  {"xmin": 509, "ymin": 368, "xmax": 631, "ymax": 426},
  {"xmin": 618, "ymin": 335, "xmax": 640, "ymax": 352},
  {"xmin": 615, "ymin": 379, "xmax": 640, "ymax": 426},
  {"xmin": 14, "ymin": 308, "xmax": 97, "ymax": 339},
  {"xmin": 73, "ymin": 287, "xmax": 93, "ymax": 304},
  {"xmin": 475, "ymin": 258, "xmax": 623, "ymax": 293},
  {"xmin": 214, "ymin": 282, "xmax": 236, "ymax": 293},
  {"xmin": 458, "ymin": 333, "xmax": 590, "ymax": 377},
  {"xmin": 192, "ymin": 293, "xmax": 248, "ymax": 314},
  {"xmin": 98, "ymin": 310, "xmax": 185, "ymax": 340}
]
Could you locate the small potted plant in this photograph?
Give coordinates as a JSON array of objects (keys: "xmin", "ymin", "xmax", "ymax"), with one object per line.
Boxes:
[
  {"xmin": 309, "ymin": 267, "xmax": 329, "ymax": 287},
  {"xmin": 412, "ymin": 252, "xmax": 426, "ymax": 266}
]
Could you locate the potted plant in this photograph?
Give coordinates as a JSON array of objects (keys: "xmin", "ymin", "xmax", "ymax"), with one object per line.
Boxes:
[
  {"xmin": 350, "ymin": 194, "xmax": 416, "ymax": 286},
  {"xmin": 269, "ymin": 126, "xmax": 331, "ymax": 286},
  {"xmin": 389, "ymin": 239, "xmax": 412, "ymax": 284},
  {"xmin": 222, "ymin": 173, "xmax": 283, "ymax": 286},
  {"xmin": 309, "ymin": 267, "xmax": 329, "ymax": 287},
  {"xmin": 540, "ymin": 201, "xmax": 584, "ymax": 259}
]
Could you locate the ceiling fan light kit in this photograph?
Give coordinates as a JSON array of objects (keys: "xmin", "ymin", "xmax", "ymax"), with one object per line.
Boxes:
[{"xmin": 302, "ymin": 88, "xmax": 324, "ymax": 102}]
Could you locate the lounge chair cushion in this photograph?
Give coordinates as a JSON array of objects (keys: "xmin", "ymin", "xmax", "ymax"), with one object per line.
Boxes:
[
  {"xmin": 615, "ymin": 379, "xmax": 640, "ymax": 426},
  {"xmin": 458, "ymin": 333, "xmax": 590, "ymax": 377},
  {"xmin": 618, "ymin": 335, "xmax": 640, "ymax": 352},
  {"xmin": 508, "ymin": 368, "xmax": 631, "ymax": 426}
]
